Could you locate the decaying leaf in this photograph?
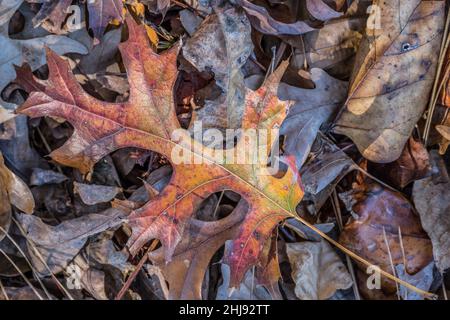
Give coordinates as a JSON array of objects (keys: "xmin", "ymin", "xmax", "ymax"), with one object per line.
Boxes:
[
  {"xmin": 0, "ymin": 152, "xmax": 34, "ymax": 240},
  {"xmin": 183, "ymin": 6, "xmax": 253, "ymax": 130},
  {"xmin": 148, "ymin": 200, "xmax": 247, "ymax": 299},
  {"xmin": 0, "ymin": 0, "xmax": 87, "ymax": 123},
  {"xmin": 288, "ymin": 15, "xmax": 364, "ymax": 73},
  {"xmin": 395, "ymin": 262, "xmax": 435, "ymax": 300},
  {"xmin": 436, "ymin": 124, "xmax": 450, "ymax": 154},
  {"xmin": 69, "ymin": 256, "xmax": 109, "ymax": 300},
  {"xmin": 29, "ymin": 168, "xmax": 68, "ymax": 186},
  {"xmin": 87, "ymin": 0, "xmax": 124, "ymax": 44},
  {"xmin": 286, "ymin": 240, "xmax": 353, "ymax": 300},
  {"xmin": 334, "ymin": 0, "xmax": 445, "ymax": 163},
  {"xmin": 74, "ymin": 182, "xmax": 121, "ymax": 206},
  {"xmin": 30, "ymin": 0, "xmax": 72, "ymax": 33},
  {"xmin": 297, "ymin": 135, "xmax": 357, "ymax": 216},
  {"xmin": 413, "ymin": 153, "xmax": 450, "ymax": 272},
  {"xmin": 236, "ymin": 0, "xmax": 316, "ymax": 36},
  {"xmin": 17, "ymin": 208, "xmax": 125, "ymax": 276},
  {"xmin": 369, "ymin": 136, "xmax": 431, "ymax": 189},
  {"xmin": 278, "ymin": 68, "xmax": 348, "ymax": 169},
  {"xmin": 16, "ymin": 17, "xmax": 304, "ymax": 289},
  {"xmin": 339, "ymin": 178, "xmax": 433, "ymax": 292}
]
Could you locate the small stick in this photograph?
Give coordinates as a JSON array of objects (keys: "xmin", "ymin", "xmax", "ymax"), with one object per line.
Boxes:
[
  {"xmin": 115, "ymin": 239, "xmax": 159, "ymax": 300},
  {"xmin": 0, "ymin": 225, "xmax": 54, "ymax": 300},
  {"xmin": 331, "ymin": 189, "xmax": 361, "ymax": 300},
  {"xmin": 423, "ymin": 9, "xmax": 450, "ymax": 144},
  {"xmin": 382, "ymin": 227, "xmax": 400, "ymax": 300},
  {"xmin": 0, "ymin": 279, "xmax": 9, "ymax": 300},
  {"xmin": 0, "ymin": 249, "xmax": 43, "ymax": 300}
]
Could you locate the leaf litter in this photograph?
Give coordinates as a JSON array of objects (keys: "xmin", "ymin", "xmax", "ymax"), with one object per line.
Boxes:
[{"xmin": 0, "ymin": 0, "xmax": 449, "ymax": 301}]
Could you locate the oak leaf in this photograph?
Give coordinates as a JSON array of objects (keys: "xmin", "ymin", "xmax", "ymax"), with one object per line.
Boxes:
[
  {"xmin": 148, "ymin": 200, "xmax": 247, "ymax": 299},
  {"xmin": 17, "ymin": 17, "xmax": 304, "ymax": 288}
]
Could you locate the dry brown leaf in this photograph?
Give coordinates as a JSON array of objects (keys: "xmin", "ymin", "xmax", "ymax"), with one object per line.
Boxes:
[
  {"xmin": 0, "ymin": 152, "xmax": 34, "ymax": 240},
  {"xmin": 286, "ymin": 240, "xmax": 353, "ymax": 300},
  {"xmin": 236, "ymin": 0, "xmax": 316, "ymax": 36},
  {"xmin": 183, "ymin": 6, "xmax": 253, "ymax": 131},
  {"xmin": 334, "ymin": 0, "xmax": 445, "ymax": 163},
  {"xmin": 339, "ymin": 178, "xmax": 433, "ymax": 293},
  {"xmin": 369, "ymin": 136, "xmax": 431, "ymax": 188},
  {"xmin": 436, "ymin": 124, "xmax": 450, "ymax": 154},
  {"xmin": 278, "ymin": 69, "xmax": 348, "ymax": 169},
  {"xmin": 290, "ymin": 17, "xmax": 364, "ymax": 72},
  {"xmin": 413, "ymin": 154, "xmax": 450, "ymax": 272},
  {"xmin": 17, "ymin": 208, "xmax": 125, "ymax": 276},
  {"xmin": 74, "ymin": 182, "xmax": 121, "ymax": 206}
]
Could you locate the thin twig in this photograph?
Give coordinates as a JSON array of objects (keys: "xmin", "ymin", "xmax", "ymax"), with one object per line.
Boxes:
[
  {"xmin": 442, "ymin": 278, "xmax": 448, "ymax": 300},
  {"xmin": 382, "ymin": 227, "xmax": 400, "ymax": 300},
  {"xmin": 423, "ymin": 8, "xmax": 450, "ymax": 144},
  {"xmin": 356, "ymin": 166, "xmax": 401, "ymax": 194},
  {"xmin": 397, "ymin": 227, "xmax": 408, "ymax": 300},
  {"xmin": 36, "ymin": 126, "xmax": 64, "ymax": 175},
  {"xmin": 0, "ymin": 249, "xmax": 44, "ymax": 300},
  {"xmin": 10, "ymin": 219, "xmax": 74, "ymax": 300},
  {"xmin": 0, "ymin": 225, "xmax": 53, "ymax": 300},
  {"xmin": 115, "ymin": 239, "xmax": 159, "ymax": 300},
  {"xmin": 0, "ymin": 279, "xmax": 8, "ymax": 300},
  {"xmin": 289, "ymin": 214, "xmax": 437, "ymax": 299},
  {"xmin": 331, "ymin": 189, "xmax": 361, "ymax": 300}
]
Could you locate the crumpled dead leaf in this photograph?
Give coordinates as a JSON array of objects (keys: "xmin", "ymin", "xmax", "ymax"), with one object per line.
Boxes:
[
  {"xmin": 67, "ymin": 230, "xmax": 132, "ymax": 300},
  {"xmin": 413, "ymin": 152, "xmax": 450, "ymax": 272},
  {"xmin": 0, "ymin": 0, "xmax": 88, "ymax": 122},
  {"xmin": 236, "ymin": 0, "xmax": 316, "ymax": 36},
  {"xmin": 17, "ymin": 208, "xmax": 125, "ymax": 276},
  {"xmin": 286, "ymin": 240, "xmax": 353, "ymax": 300},
  {"xmin": 369, "ymin": 136, "xmax": 431, "ymax": 189},
  {"xmin": 339, "ymin": 177, "xmax": 433, "ymax": 293},
  {"xmin": 216, "ymin": 264, "xmax": 272, "ymax": 300},
  {"xmin": 297, "ymin": 134, "xmax": 357, "ymax": 216},
  {"xmin": 74, "ymin": 182, "xmax": 121, "ymax": 206},
  {"xmin": 278, "ymin": 69, "xmax": 348, "ymax": 169},
  {"xmin": 29, "ymin": 168, "xmax": 68, "ymax": 186},
  {"xmin": 0, "ymin": 151, "xmax": 34, "ymax": 240},
  {"xmin": 30, "ymin": 0, "xmax": 72, "ymax": 33},
  {"xmin": 183, "ymin": 6, "xmax": 253, "ymax": 131}
]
